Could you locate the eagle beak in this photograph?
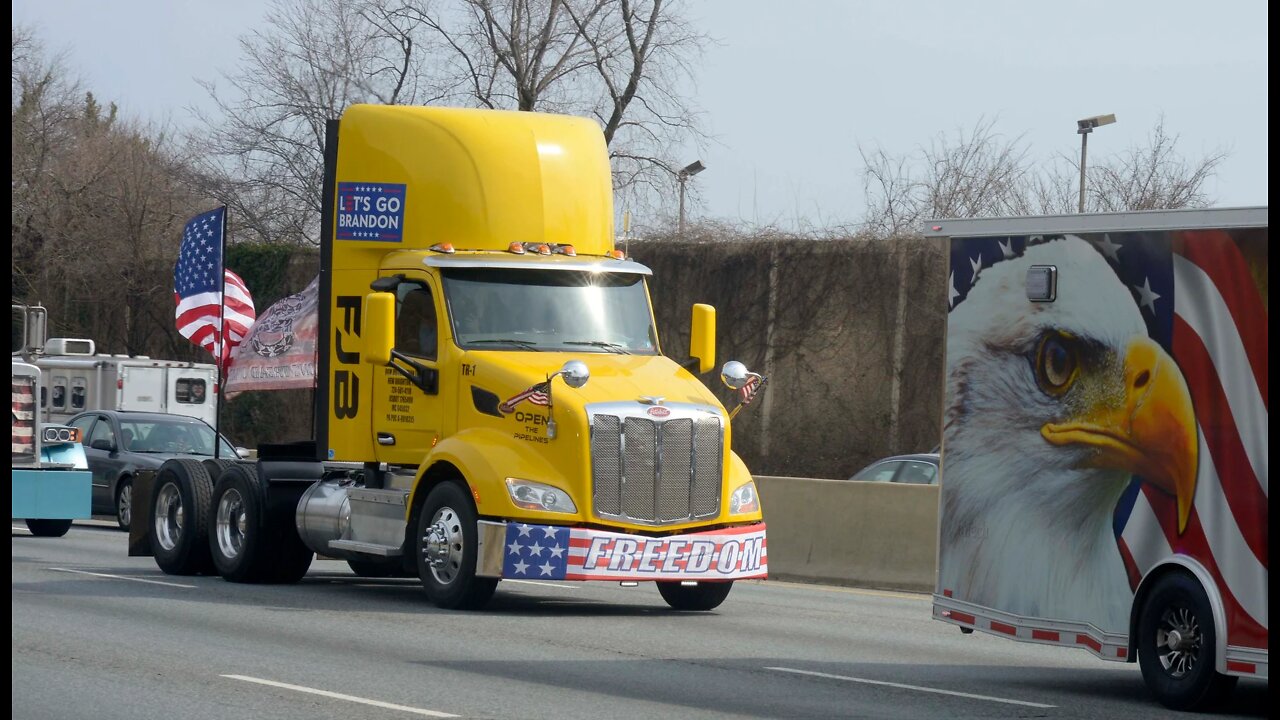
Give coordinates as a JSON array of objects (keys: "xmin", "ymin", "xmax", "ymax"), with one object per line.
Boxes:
[{"xmin": 1042, "ymin": 336, "xmax": 1198, "ymax": 533}]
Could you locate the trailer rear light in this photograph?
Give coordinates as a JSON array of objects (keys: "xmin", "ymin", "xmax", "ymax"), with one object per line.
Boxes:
[
  {"xmin": 555, "ymin": 244, "xmax": 576, "ymax": 257},
  {"xmin": 608, "ymin": 249, "xmax": 626, "ymax": 260},
  {"xmin": 429, "ymin": 243, "xmax": 456, "ymax": 254},
  {"xmin": 117, "ymin": 379, "xmax": 124, "ymax": 389},
  {"xmin": 507, "ymin": 242, "xmax": 526, "ymax": 254}
]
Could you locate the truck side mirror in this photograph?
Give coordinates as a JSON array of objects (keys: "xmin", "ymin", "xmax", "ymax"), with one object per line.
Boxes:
[
  {"xmin": 689, "ymin": 304, "xmax": 716, "ymax": 375},
  {"xmin": 362, "ymin": 292, "xmax": 396, "ymax": 366}
]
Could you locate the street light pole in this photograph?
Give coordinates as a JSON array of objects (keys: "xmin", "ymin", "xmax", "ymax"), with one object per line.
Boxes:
[
  {"xmin": 1076, "ymin": 114, "xmax": 1116, "ymax": 213},
  {"xmin": 677, "ymin": 160, "xmax": 705, "ymax": 235}
]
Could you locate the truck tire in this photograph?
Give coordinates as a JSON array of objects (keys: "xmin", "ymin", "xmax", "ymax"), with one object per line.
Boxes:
[
  {"xmin": 115, "ymin": 477, "xmax": 133, "ymax": 532},
  {"xmin": 348, "ymin": 558, "xmax": 412, "ymax": 578},
  {"xmin": 415, "ymin": 481, "xmax": 497, "ymax": 609},
  {"xmin": 150, "ymin": 459, "xmax": 216, "ymax": 575},
  {"xmin": 201, "ymin": 458, "xmax": 241, "ymax": 485},
  {"xmin": 1137, "ymin": 572, "xmax": 1237, "ymax": 711},
  {"xmin": 25, "ymin": 519, "xmax": 73, "ymax": 537},
  {"xmin": 656, "ymin": 580, "xmax": 733, "ymax": 611},
  {"xmin": 209, "ymin": 465, "xmax": 314, "ymax": 584}
]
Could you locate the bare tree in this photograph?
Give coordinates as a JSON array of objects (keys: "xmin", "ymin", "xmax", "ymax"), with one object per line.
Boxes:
[{"xmin": 860, "ymin": 116, "xmax": 1228, "ymax": 238}]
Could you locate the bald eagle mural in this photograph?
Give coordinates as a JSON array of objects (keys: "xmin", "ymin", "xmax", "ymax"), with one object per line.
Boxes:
[{"xmin": 939, "ymin": 236, "xmax": 1198, "ymax": 634}]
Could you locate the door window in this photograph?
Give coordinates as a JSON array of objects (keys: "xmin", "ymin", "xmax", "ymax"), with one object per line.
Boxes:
[
  {"xmin": 895, "ymin": 461, "xmax": 938, "ymax": 485},
  {"xmin": 69, "ymin": 415, "xmax": 97, "ymax": 445},
  {"xmin": 395, "ymin": 283, "xmax": 438, "ymax": 360},
  {"xmin": 51, "ymin": 376, "xmax": 67, "ymax": 409},
  {"xmin": 176, "ymin": 378, "xmax": 208, "ymax": 404},
  {"xmin": 853, "ymin": 461, "xmax": 900, "ymax": 482},
  {"xmin": 70, "ymin": 377, "xmax": 87, "ymax": 409},
  {"xmin": 87, "ymin": 415, "xmax": 116, "ymax": 449}
]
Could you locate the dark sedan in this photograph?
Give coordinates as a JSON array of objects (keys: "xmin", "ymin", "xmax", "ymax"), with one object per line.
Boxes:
[
  {"xmin": 66, "ymin": 410, "xmax": 244, "ymax": 531},
  {"xmin": 848, "ymin": 453, "xmax": 940, "ymax": 485}
]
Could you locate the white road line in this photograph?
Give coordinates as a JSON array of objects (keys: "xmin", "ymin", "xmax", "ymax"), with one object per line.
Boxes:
[
  {"xmin": 47, "ymin": 568, "xmax": 197, "ymax": 589},
  {"xmin": 221, "ymin": 675, "xmax": 458, "ymax": 718},
  {"xmin": 765, "ymin": 667, "xmax": 1056, "ymax": 709},
  {"xmin": 506, "ymin": 579, "xmax": 581, "ymax": 589}
]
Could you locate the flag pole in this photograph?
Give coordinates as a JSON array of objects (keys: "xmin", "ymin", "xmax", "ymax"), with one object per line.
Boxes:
[{"xmin": 214, "ymin": 205, "xmax": 228, "ymax": 460}]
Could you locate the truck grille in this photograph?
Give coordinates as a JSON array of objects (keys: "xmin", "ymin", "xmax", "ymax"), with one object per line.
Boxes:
[{"xmin": 590, "ymin": 405, "xmax": 723, "ymax": 525}]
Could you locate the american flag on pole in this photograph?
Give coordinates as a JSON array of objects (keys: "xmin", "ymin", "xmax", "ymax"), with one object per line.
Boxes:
[
  {"xmin": 739, "ymin": 375, "xmax": 766, "ymax": 405},
  {"xmin": 500, "ymin": 380, "xmax": 552, "ymax": 414},
  {"xmin": 949, "ymin": 228, "xmax": 1267, "ymax": 652},
  {"xmin": 174, "ymin": 207, "xmax": 256, "ymax": 369}
]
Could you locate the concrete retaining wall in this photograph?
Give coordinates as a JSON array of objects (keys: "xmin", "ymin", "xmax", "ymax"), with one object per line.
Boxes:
[{"xmin": 756, "ymin": 476, "xmax": 938, "ymax": 593}]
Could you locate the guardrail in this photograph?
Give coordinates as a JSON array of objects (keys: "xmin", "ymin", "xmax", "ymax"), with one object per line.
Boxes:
[{"xmin": 756, "ymin": 476, "xmax": 938, "ymax": 593}]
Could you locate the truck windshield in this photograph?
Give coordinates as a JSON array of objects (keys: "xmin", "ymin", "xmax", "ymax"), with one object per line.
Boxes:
[{"xmin": 442, "ymin": 268, "xmax": 658, "ymax": 354}]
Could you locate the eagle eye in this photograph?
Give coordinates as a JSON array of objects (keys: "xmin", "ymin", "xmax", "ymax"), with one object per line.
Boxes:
[{"xmin": 1035, "ymin": 332, "xmax": 1079, "ymax": 395}]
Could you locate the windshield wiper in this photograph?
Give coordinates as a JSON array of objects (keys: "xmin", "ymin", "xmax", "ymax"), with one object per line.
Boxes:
[
  {"xmin": 562, "ymin": 341, "xmax": 631, "ymax": 354},
  {"xmin": 468, "ymin": 339, "xmax": 544, "ymax": 351}
]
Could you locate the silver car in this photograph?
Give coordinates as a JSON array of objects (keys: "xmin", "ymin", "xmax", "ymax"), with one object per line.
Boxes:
[{"xmin": 848, "ymin": 453, "xmax": 940, "ymax": 485}]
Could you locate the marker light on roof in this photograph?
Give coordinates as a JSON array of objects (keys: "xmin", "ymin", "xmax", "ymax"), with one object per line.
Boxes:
[
  {"xmin": 608, "ymin": 249, "xmax": 626, "ymax": 260},
  {"xmin": 534, "ymin": 244, "xmax": 552, "ymax": 256},
  {"xmin": 508, "ymin": 242, "xmax": 526, "ymax": 254},
  {"xmin": 555, "ymin": 244, "xmax": 577, "ymax": 257},
  {"xmin": 429, "ymin": 243, "xmax": 456, "ymax": 254}
]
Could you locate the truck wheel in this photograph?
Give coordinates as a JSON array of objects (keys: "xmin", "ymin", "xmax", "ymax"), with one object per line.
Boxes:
[
  {"xmin": 209, "ymin": 465, "xmax": 314, "ymax": 584},
  {"xmin": 115, "ymin": 477, "xmax": 133, "ymax": 531},
  {"xmin": 1138, "ymin": 572, "xmax": 1237, "ymax": 710},
  {"xmin": 657, "ymin": 581, "xmax": 733, "ymax": 611},
  {"xmin": 150, "ymin": 459, "xmax": 216, "ymax": 575},
  {"xmin": 415, "ymin": 481, "xmax": 497, "ymax": 610},
  {"xmin": 348, "ymin": 558, "xmax": 411, "ymax": 578},
  {"xmin": 201, "ymin": 458, "xmax": 241, "ymax": 485},
  {"xmin": 25, "ymin": 519, "xmax": 73, "ymax": 537},
  {"xmin": 209, "ymin": 465, "xmax": 272, "ymax": 582}
]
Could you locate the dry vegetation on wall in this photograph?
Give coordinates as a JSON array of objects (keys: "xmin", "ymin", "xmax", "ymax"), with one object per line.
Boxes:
[{"xmin": 631, "ymin": 230, "xmax": 948, "ymax": 480}]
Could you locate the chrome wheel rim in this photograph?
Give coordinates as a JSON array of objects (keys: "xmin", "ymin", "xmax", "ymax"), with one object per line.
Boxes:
[
  {"xmin": 216, "ymin": 488, "xmax": 247, "ymax": 561},
  {"xmin": 118, "ymin": 484, "xmax": 132, "ymax": 528},
  {"xmin": 154, "ymin": 482, "xmax": 184, "ymax": 552},
  {"xmin": 1156, "ymin": 605, "xmax": 1202, "ymax": 678},
  {"xmin": 423, "ymin": 506, "xmax": 463, "ymax": 585}
]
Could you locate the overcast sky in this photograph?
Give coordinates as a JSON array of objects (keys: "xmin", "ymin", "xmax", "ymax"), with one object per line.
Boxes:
[{"xmin": 13, "ymin": 0, "xmax": 1269, "ymax": 231}]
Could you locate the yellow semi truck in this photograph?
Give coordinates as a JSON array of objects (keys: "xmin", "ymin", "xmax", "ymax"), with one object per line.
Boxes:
[{"xmin": 135, "ymin": 105, "xmax": 767, "ymax": 610}]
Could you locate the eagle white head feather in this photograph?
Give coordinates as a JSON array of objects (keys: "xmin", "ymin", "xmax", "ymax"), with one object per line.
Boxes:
[{"xmin": 939, "ymin": 236, "xmax": 1197, "ymax": 634}]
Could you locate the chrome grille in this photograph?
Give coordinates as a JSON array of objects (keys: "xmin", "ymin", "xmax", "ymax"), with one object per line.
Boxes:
[{"xmin": 589, "ymin": 403, "xmax": 723, "ymax": 525}]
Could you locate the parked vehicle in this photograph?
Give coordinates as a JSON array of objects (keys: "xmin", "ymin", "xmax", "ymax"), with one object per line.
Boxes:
[
  {"xmin": 66, "ymin": 410, "xmax": 242, "ymax": 531},
  {"xmin": 927, "ymin": 207, "xmax": 1268, "ymax": 710},
  {"xmin": 12, "ymin": 351, "xmax": 91, "ymax": 536},
  {"xmin": 133, "ymin": 105, "xmax": 768, "ymax": 612},
  {"xmin": 848, "ymin": 453, "xmax": 939, "ymax": 484},
  {"xmin": 12, "ymin": 304, "xmax": 218, "ymax": 427}
]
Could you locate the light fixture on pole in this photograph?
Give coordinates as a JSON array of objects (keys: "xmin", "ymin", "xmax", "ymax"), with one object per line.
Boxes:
[
  {"xmin": 677, "ymin": 160, "xmax": 705, "ymax": 236},
  {"xmin": 1076, "ymin": 114, "xmax": 1116, "ymax": 213}
]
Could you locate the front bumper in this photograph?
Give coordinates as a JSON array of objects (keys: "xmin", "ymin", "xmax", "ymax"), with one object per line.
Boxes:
[{"xmin": 477, "ymin": 520, "xmax": 767, "ymax": 582}]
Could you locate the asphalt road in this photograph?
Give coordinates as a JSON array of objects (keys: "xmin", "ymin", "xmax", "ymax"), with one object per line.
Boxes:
[{"xmin": 12, "ymin": 521, "xmax": 1268, "ymax": 719}]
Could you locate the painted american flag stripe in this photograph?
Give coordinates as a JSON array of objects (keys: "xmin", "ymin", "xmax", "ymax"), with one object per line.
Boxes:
[
  {"xmin": 1174, "ymin": 231, "xmax": 1268, "ymax": 406},
  {"xmin": 1171, "ymin": 315, "xmax": 1268, "ymax": 562},
  {"xmin": 1172, "ymin": 255, "xmax": 1268, "ymax": 493}
]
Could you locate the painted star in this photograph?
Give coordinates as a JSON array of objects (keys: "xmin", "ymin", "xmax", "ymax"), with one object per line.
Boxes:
[
  {"xmin": 507, "ymin": 541, "xmax": 523, "ymax": 555},
  {"xmin": 949, "ymin": 272, "xmax": 960, "ymax": 307},
  {"xmin": 513, "ymin": 559, "xmax": 529, "ymax": 575},
  {"xmin": 549, "ymin": 544, "xmax": 565, "ymax": 559},
  {"xmin": 539, "ymin": 562, "xmax": 555, "ymax": 577},
  {"xmin": 970, "ymin": 255, "xmax": 983, "ymax": 282},
  {"xmin": 542, "ymin": 526, "xmax": 559, "ymax": 539},
  {"xmin": 517, "ymin": 524, "xmax": 532, "ymax": 537},
  {"xmin": 528, "ymin": 542, "xmax": 544, "ymax": 557},
  {"xmin": 1095, "ymin": 234, "xmax": 1122, "ymax": 262},
  {"xmin": 1135, "ymin": 277, "xmax": 1161, "ymax": 314},
  {"xmin": 998, "ymin": 238, "xmax": 1015, "ymax": 259}
]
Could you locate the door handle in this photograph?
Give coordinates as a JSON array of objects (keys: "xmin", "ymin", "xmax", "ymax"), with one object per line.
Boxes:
[{"xmin": 376, "ymin": 432, "xmax": 396, "ymax": 446}]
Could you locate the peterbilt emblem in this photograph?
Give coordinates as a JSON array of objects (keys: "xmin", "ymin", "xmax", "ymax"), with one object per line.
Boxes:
[{"xmin": 646, "ymin": 406, "xmax": 671, "ymax": 418}]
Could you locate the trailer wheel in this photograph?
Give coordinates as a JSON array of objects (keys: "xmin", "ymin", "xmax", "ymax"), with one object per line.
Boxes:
[
  {"xmin": 150, "ymin": 459, "xmax": 215, "ymax": 575},
  {"xmin": 657, "ymin": 581, "xmax": 733, "ymax": 611},
  {"xmin": 1137, "ymin": 572, "xmax": 1237, "ymax": 710},
  {"xmin": 114, "ymin": 477, "xmax": 132, "ymax": 531},
  {"xmin": 25, "ymin": 519, "xmax": 73, "ymax": 537},
  {"xmin": 415, "ymin": 481, "xmax": 496, "ymax": 609}
]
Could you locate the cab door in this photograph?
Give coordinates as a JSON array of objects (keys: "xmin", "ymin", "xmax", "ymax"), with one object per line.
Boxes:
[{"xmin": 371, "ymin": 276, "xmax": 445, "ymax": 465}]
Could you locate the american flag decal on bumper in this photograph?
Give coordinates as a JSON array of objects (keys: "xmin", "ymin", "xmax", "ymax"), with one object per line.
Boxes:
[{"xmin": 480, "ymin": 521, "xmax": 767, "ymax": 581}]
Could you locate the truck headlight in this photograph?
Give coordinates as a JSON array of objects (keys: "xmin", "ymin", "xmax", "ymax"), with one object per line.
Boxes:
[
  {"xmin": 729, "ymin": 480, "xmax": 759, "ymax": 515},
  {"xmin": 505, "ymin": 478, "xmax": 578, "ymax": 514}
]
